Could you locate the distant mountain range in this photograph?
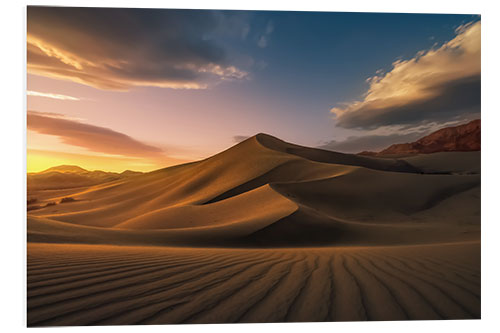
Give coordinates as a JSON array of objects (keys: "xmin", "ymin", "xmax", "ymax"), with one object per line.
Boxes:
[
  {"xmin": 359, "ymin": 119, "xmax": 480, "ymax": 156},
  {"xmin": 27, "ymin": 165, "xmax": 142, "ymax": 190}
]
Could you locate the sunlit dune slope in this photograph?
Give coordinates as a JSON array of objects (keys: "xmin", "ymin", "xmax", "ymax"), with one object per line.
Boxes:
[{"xmin": 27, "ymin": 134, "xmax": 480, "ymax": 247}]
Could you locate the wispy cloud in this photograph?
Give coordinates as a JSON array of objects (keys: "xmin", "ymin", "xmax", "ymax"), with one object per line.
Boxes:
[
  {"xmin": 27, "ymin": 111, "xmax": 164, "ymax": 158},
  {"xmin": 257, "ymin": 21, "xmax": 274, "ymax": 48},
  {"xmin": 27, "ymin": 7, "xmax": 248, "ymax": 91},
  {"xmin": 331, "ymin": 20, "xmax": 481, "ymax": 130},
  {"xmin": 27, "ymin": 90, "xmax": 80, "ymax": 101}
]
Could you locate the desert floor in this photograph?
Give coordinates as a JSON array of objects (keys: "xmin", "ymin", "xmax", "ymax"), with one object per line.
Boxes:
[{"xmin": 28, "ymin": 242, "xmax": 480, "ymax": 326}]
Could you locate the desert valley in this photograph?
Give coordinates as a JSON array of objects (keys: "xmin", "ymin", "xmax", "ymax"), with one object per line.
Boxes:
[{"xmin": 27, "ymin": 120, "xmax": 481, "ymax": 326}]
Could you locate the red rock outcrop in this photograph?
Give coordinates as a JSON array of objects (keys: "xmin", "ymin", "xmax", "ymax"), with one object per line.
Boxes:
[{"xmin": 359, "ymin": 119, "xmax": 480, "ymax": 156}]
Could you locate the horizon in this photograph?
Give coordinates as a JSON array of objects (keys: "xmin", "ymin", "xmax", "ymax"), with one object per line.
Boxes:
[
  {"xmin": 27, "ymin": 8, "xmax": 480, "ymax": 173},
  {"xmin": 28, "ymin": 117, "xmax": 480, "ymax": 174}
]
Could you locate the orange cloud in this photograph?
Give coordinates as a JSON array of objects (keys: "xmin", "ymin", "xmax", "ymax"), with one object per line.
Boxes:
[
  {"xmin": 27, "ymin": 111, "xmax": 164, "ymax": 158},
  {"xmin": 331, "ymin": 21, "xmax": 481, "ymax": 130},
  {"xmin": 27, "ymin": 7, "xmax": 248, "ymax": 91}
]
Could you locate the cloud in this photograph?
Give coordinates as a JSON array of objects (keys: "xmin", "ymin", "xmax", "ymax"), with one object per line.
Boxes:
[
  {"xmin": 27, "ymin": 110, "xmax": 89, "ymax": 122},
  {"xmin": 257, "ymin": 20, "xmax": 274, "ymax": 48},
  {"xmin": 318, "ymin": 132, "xmax": 425, "ymax": 153},
  {"xmin": 27, "ymin": 111, "xmax": 164, "ymax": 158},
  {"xmin": 257, "ymin": 36, "xmax": 269, "ymax": 48},
  {"xmin": 241, "ymin": 25, "xmax": 250, "ymax": 40},
  {"xmin": 27, "ymin": 90, "xmax": 80, "ymax": 101},
  {"xmin": 233, "ymin": 135, "xmax": 250, "ymax": 143},
  {"xmin": 331, "ymin": 20, "xmax": 481, "ymax": 130},
  {"xmin": 319, "ymin": 118, "xmax": 474, "ymax": 153},
  {"xmin": 27, "ymin": 7, "xmax": 248, "ymax": 90}
]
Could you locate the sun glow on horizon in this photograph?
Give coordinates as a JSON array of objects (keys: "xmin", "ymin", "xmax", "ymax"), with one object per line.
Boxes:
[{"xmin": 27, "ymin": 149, "xmax": 190, "ymax": 173}]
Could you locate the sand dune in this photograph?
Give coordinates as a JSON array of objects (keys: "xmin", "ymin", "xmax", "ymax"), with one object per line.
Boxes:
[
  {"xmin": 27, "ymin": 134, "xmax": 480, "ymax": 247},
  {"xmin": 27, "ymin": 133, "xmax": 480, "ymax": 325}
]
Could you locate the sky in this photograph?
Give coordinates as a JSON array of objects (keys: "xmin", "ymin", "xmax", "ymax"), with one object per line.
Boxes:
[{"xmin": 26, "ymin": 7, "xmax": 481, "ymax": 172}]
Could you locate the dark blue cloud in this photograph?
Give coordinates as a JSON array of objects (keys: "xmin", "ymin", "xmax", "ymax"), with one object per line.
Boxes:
[{"xmin": 27, "ymin": 7, "xmax": 248, "ymax": 90}]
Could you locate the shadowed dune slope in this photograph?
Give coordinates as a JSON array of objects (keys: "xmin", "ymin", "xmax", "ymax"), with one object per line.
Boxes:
[
  {"xmin": 27, "ymin": 134, "xmax": 480, "ymax": 247},
  {"xmin": 400, "ymin": 151, "xmax": 480, "ymax": 174}
]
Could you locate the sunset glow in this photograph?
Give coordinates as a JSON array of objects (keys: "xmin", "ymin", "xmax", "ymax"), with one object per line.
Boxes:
[{"xmin": 26, "ymin": 149, "xmax": 181, "ymax": 173}]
